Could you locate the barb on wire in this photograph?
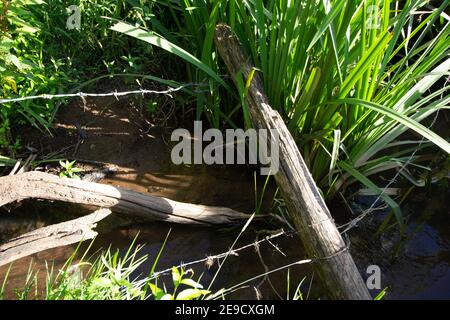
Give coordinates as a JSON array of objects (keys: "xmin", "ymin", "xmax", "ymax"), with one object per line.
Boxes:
[
  {"xmin": 151, "ymin": 229, "xmax": 297, "ymax": 278},
  {"xmin": 148, "ymin": 228, "xmax": 315, "ymax": 300},
  {"xmin": 341, "ymin": 73, "xmax": 450, "ymax": 234},
  {"xmin": 0, "ymin": 82, "xmax": 207, "ymax": 104}
]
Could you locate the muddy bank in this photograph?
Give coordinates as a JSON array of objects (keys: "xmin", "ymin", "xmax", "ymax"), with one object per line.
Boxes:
[
  {"xmin": 11, "ymin": 91, "xmax": 275, "ymax": 212},
  {"xmin": 0, "ymin": 92, "xmax": 295, "ymax": 299}
]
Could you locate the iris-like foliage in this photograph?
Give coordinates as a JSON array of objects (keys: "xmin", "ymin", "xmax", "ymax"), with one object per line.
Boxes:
[{"xmin": 113, "ymin": 0, "xmax": 450, "ymax": 226}]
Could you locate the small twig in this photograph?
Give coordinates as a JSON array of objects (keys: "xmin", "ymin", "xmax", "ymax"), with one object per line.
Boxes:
[
  {"xmin": 17, "ymin": 154, "xmax": 37, "ymax": 174},
  {"xmin": 8, "ymin": 159, "xmax": 21, "ymax": 176},
  {"xmin": 254, "ymin": 235, "xmax": 284, "ymax": 299}
]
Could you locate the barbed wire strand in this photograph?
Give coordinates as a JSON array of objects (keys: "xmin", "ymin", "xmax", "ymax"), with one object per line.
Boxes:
[
  {"xmin": 210, "ymin": 258, "xmax": 313, "ymax": 300},
  {"xmin": 151, "ymin": 229, "xmax": 305, "ymax": 278},
  {"xmin": 339, "ymin": 108, "xmax": 442, "ymax": 234},
  {"xmin": 0, "ymin": 82, "xmax": 208, "ymax": 104}
]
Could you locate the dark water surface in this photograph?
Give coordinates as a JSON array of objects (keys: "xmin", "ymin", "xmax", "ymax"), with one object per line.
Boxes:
[
  {"xmin": 349, "ymin": 187, "xmax": 450, "ymax": 299},
  {"xmin": 0, "ymin": 207, "xmax": 313, "ymax": 300},
  {"xmin": 1, "ymin": 183, "xmax": 448, "ymax": 300}
]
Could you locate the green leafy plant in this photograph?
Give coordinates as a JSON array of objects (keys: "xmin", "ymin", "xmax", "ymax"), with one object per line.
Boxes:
[
  {"xmin": 0, "ymin": 0, "xmax": 159, "ymax": 151},
  {"xmin": 374, "ymin": 287, "xmax": 388, "ymax": 300},
  {"xmin": 1, "ymin": 235, "xmax": 214, "ymax": 300},
  {"xmin": 0, "ymin": 264, "xmax": 12, "ymax": 299},
  {"xmin": 286, "ymin": 271, "xmax": 307, "ymax": 300},
  {"xmin": 59, "ymin": 160, "xmax": 83, "ymax": 179},
  {"xmin": 149, "ymin": 267, "xmax": 210, "ymax": 300},
  {"xmin": 44, "ymin": 242, "xmax": 150, "ymax": 300},
  {"xmin": 112, "ymin": 0, "xmax": 450, "ymax": 229},
  {"xmin": 1, "ymin": 218, "xmax": 317, "ymax": 300}
]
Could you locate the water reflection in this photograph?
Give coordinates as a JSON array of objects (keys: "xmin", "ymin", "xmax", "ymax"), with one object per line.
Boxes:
[{"xmin": 0, "ymin": 185, "xmax": 449, "ymax": 299}]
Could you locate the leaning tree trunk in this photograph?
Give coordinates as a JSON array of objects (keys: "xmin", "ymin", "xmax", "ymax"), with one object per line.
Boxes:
[{"xmin": 214, "ymin": 24, "xmax": 371, "ymax": 300}]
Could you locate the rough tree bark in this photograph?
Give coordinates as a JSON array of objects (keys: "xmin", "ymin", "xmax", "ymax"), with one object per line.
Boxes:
[
  {"xmin": 0, "ymin": 171, "xmax": 250, "ymax": 225},
  {"xmin": 214, "ymin": 24, "xmax": 371, "ymax": 300}
]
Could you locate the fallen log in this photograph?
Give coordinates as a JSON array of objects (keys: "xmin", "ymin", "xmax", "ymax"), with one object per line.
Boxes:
[
  {"xmin": 0, "ymin": 171, "xmax": 249, "ymax": 225},
  {"xmin": 214, "ymin": 24, "xmax": 371, "ymax": 300},
  {"xmin": 0, "ymin": 208, "xmax": 112, "ymax": 267}
]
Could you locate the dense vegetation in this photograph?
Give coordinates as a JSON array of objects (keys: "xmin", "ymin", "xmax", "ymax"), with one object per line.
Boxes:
[
  {"xmin": 0, "ymin": 0, "xmax": 158, "ymax": 151},
  {"xmin": 112, "ymin": 0, "xmax": 450, "ymax": 226},
  {"xmin": 2, "ymin": 1, "xmax": 449, "ymax": 209},
  {"xmin": 0, "ymin": 237, "xmax": 221, "ymax": 300}
]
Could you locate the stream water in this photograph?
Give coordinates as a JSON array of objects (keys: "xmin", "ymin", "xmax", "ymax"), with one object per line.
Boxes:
[{"xmin": 0, "ymin": 169, "xmax": 448, "ymax": 300}]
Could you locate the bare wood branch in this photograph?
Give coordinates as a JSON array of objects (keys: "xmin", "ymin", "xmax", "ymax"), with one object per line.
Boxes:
[
  {"xmin": 214, "ymin": 24, "xmax": 371, "ymax": 300},
  {"xmin": 0, "ymin": 208, "xmax": 112, "ymax": 267},
  {"xmin": 0, "ymin": 171, "xmax": 250, "ymax": 225}
]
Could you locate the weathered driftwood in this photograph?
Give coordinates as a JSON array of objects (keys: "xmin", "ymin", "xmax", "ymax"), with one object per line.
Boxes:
[
  {"xmin": 0, "ymin": 171, "xmax": 249, "ymax": 225},
  {"xmin": 0, "ymin": 209, "xmax": 112, "ymax": 267},
  {"xmin": 214, "ymin": 24, "xmax": 371, "ymax": 300}
]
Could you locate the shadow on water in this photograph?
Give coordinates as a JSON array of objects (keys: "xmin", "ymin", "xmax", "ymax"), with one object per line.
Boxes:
[
  {"xmin": 346, "ymin": 185, "xmax": 450, "ymax": 299},
  {"xmin": 1, "ymin": 185, "xmax": 449, "ymax": 300},
  {"xmin": 0, "ymin": 201, "xmax": 314, "ymax": 300}
]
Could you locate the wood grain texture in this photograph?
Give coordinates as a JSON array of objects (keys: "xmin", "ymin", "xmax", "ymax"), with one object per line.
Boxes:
[
  {"xmin": 0, "ymin": 171, "xmax": 250, "ymax": 225},
  {"xmin": 214, "ymin": 24, "xmax": 371, "ymax": 300},
  {"xmin": 0, "ymin": 208, "xmax": 112, "ymax": 267}
]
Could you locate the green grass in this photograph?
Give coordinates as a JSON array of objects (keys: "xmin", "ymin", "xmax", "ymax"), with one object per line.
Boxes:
[
  {"xmin": 0, "ymin": 0, "xmax": 160, "ymax": 152},
  {"xmin": 0, "ymin": 220, "xmax": 313, "ymax": 300},
  {"xmin": 0, "ymin": 224, "xmax": 388, "ymax": 300},
  {"xmin": 0, "ymin": 233, "xmax": 215, "ymax": 300}
]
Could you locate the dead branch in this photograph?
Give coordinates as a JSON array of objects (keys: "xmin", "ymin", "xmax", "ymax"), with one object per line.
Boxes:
[
  {"xmin": 0, "ymin": 171, "xmax": 250, "ymax": 225},
  {"xmin": 0, "ymin": 208, "xmax": 112, "ymax": 267}
]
